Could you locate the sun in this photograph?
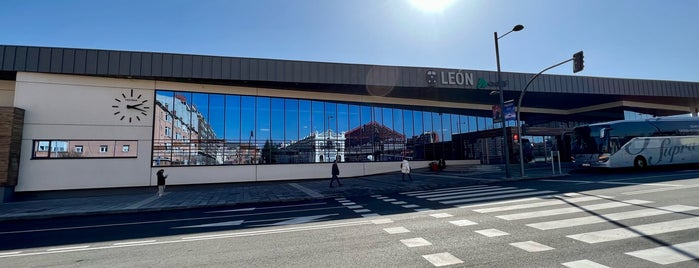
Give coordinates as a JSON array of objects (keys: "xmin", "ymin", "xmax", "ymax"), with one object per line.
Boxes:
[{"xmin": 408, "ymin": 0, "xmax": 455, "ymax": 13}]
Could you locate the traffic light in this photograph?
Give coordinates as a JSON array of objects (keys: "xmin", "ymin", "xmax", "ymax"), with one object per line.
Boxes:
[
  {"xmin": 573, "ymin": 51, "xmax": 584, "ymax": 73},
  {"xmin": 513, "ymin": 134, "xmax": 519, "ymax": 143}
]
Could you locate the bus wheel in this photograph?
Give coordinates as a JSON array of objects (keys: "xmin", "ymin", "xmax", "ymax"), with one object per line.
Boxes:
[{"xmin": 634, "ymin": 156, "xmax": 648, "ymax": 169}]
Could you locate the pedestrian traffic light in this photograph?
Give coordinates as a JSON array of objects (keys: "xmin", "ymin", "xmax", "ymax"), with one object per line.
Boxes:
[
  {"xmin": 513, "ymin": 134, "xmax": 519, "ymax": 143},
  {"xmin": 573, "ymin": 51, "xmax": 584, "ymax": 73}
]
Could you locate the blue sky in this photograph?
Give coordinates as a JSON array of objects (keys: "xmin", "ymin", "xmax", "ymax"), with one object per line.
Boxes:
[{"xmin": 2, "ymin": 0, "xmax": 697, "ymax": 82}]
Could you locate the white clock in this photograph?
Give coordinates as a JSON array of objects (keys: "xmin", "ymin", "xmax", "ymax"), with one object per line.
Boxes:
[{"xmin": 112, "ymin": 89, "xmax": 150, "ymax": 123}]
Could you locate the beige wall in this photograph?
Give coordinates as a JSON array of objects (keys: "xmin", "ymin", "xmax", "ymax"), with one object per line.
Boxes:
[
  {"xmin": 0, "ymin": 80, "xmax": 15, "ymax": 107},
  {"xmin": 15, "ymin": 72, "xmax": 155, "ymax": 191},
  {"xmin": 14, "ymin": 72, "xmax": 481, "ymax": 191}
]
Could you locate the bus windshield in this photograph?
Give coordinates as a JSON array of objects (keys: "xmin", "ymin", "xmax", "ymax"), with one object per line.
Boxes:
[{"xmin": 571, "ymin": 125, "xmax": 607, "ymax": 154}]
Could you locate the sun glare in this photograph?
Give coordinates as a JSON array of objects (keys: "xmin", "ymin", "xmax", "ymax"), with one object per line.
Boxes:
[{"xmin": 408, "ymin": 0, "xmax": 455, "ymax": 13}]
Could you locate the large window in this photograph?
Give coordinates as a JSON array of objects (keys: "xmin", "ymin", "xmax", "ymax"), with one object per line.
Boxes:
[{"xmin": 152, "ymin": 90, "xmax": 499, "ymax": 166}]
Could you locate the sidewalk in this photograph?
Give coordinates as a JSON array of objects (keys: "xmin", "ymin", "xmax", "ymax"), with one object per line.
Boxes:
[{"xmin": 0, "ymin": 163, "xmax": 570, "ymax": 222}]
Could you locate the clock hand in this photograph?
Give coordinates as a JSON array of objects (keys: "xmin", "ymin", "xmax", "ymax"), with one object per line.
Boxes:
[{"xmin": 126, "ymin": 103, "xmax": 144, "ymax": 109}]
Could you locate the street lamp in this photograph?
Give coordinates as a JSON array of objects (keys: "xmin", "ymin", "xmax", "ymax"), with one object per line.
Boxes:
[
  {"xmin": 516, "ymin": 55, "xmax": 579, "ymax": 177},
  {"xmin": 494, "ymin": 24, "xmax": 524, "ymax": 178}
]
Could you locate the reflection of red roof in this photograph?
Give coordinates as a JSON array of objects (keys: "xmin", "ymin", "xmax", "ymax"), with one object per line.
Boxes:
[
  {"xmin": 345, "ymin": 121, "xmax": 405, "ymax": 144},
  {"xmin": 175, "ymin": 94, "xmax": 187, "ymax": 103}
]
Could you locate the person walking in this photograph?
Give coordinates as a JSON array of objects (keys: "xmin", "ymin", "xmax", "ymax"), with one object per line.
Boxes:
[
  {"xmin": 156, "ymin": 169, "xmax": 168, "ymax": 197},
  {"xmin": 330, "ymin": 159, "xmax": 342, "ymax": 187},
  {"xmin": 401, "ymin": 159, "xmax": 413, "ymax": 181}
]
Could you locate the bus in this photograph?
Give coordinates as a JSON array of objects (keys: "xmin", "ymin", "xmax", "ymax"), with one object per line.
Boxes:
[{"xmin": 571, "ymin": 117, "xmax": 699, "ymax": 168}]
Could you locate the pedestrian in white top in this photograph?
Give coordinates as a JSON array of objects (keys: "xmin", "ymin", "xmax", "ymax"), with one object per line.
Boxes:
[{"xmin": 401, "ymin": 159, "xmax": 412, "ymax": 181}]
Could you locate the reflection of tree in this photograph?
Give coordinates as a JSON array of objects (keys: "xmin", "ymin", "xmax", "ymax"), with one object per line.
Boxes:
[{"xmin": 261, "ymin": 139, "xmax": 279, "ymax": 164}]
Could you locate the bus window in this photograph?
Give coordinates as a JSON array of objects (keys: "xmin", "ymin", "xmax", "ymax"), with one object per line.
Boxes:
[{"xmin": 571, "ymin": 126, "xmax": 605, "ymax": 154}]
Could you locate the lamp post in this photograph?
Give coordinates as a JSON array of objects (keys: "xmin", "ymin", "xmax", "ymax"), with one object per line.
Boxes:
[
  {"xmin": 494, "ymin": 24, "xmax": 524, "ymax": 178},
  {"xmin": 516, "ymin": 57, "xmax": 576, "ymax": 177}
]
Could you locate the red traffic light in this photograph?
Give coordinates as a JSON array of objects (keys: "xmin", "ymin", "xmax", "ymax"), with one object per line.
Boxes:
[{"xmin": 513, "ymin": 134, "xmax": 519, "ymax": 141}]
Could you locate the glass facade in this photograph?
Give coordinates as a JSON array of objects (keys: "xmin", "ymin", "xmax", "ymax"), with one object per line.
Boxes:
[{"xmin": 152, "ymin": 90, "xmax": 497, "ymax": 166}]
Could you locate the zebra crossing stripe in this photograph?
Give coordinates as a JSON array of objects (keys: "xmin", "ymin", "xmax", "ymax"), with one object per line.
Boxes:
[
  {"xmin": 422, "ymin": 252, "xmax": 464, "ymax": 267},
  {"xmin": 441, "ymin": 190, "xmax": 556, "ymax": 205},
  {"xmin": 528, "ymin": 205, "xmax": 699, "ymax": 230},
  {"xmin": 412, "ymin": 186, "xmax": 503, "ymax": 199},
  {"xmin": 509, "ymin": 241, "xmax": 554, "ymax": 252},
  {"xmin": 428, "ymin": 188, "xmax": 533, "ymax": 202},
  {"xmin": 458, "ymin": 197, "xmax": 542, "ymax": 209},
  {"xmin": 496, "ymin": 199, "xmax": 652, "ymax": 221},
  {"xmin": 473, "ymin": 196, "xmax": 602, "ymax": 213},
  {"xmin": 625, "ymin": 240, "xmax": 699, "ymax": 265},
  {"xmin": 567, "ymin": 217, "xmax": 699, "ymax": 244},
  {"xmin": 401, "ymin": 185, "xmax": 490, "ymax": 195},
  {"xmin": 562, "ymin": 259, "xmax": 610, "ymax": 268}
]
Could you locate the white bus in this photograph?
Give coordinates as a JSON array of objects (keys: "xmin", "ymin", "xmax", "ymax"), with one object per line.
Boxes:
[{"xmin": 571, "ymin": 117, "xmax": 699, "ymax": 168}]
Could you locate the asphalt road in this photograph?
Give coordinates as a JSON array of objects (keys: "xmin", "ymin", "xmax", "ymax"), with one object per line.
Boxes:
[{"xmin": 1, "ymin": 167, "xmax": 698, "ymax": 267}]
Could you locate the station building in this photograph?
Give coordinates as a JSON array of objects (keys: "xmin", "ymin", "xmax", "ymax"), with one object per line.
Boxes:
[{"xmin": 0, "ymin": 45, "xmax": 697, "ymax": 198}]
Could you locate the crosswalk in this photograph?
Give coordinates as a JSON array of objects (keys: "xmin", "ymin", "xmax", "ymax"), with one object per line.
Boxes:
[{"xmin": 398, "ymin": 184, "xmax": 699, "ymax": 266}]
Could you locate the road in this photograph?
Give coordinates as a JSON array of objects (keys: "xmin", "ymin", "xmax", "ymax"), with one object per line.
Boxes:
[{"xmin": 1, "ymin": 167, "xmax": 698, "ymax": 267}]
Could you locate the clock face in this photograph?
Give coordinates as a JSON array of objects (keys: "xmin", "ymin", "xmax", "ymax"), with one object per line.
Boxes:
[{"xmin": 112, "ymin": 89, "xmax": 150, "ymax": 123}]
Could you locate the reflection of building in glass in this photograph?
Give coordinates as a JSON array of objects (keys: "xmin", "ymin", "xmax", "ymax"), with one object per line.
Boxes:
[
  {"xmin": 345, "ymin": 122, "xmax": 406, "ymax": 162},
  {"xmin": 407, "ymin": 131, "xmax": 439, "ymax": 161},
  {"xmin": 153, "ymin": 93, "xmax": 219, "ymax": 166},
  {"xmin": 281, "ymin": 130, "xmax": 346, "ymax": 163},
  {"xmin": 221, "ymin": 142, "xmax": 259, "ymax": 164}
]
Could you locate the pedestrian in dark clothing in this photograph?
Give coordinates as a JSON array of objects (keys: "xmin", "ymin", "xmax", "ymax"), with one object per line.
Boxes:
[
  {"xmin": 438, "ymin": 158, "xmax": 446, "ymax": 171},
  {"xmin": 330, "ymin": 160, "xmax": 342, "ymax": 187},
  {"xmin": 156, "ymin": 169, "xmax": 168, "ymax": 197}
]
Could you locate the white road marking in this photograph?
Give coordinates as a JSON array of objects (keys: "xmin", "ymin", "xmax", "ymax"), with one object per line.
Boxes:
[
  {"xmin": 441, "ymin": 190, "xmax": 556, "ymax": 205},
  {"xmin": 353, "ymin": 209, "xmax": 371, "ymax": 213},
  {"xmin": 375, "ymin": 196, "xmax": 388, "ymax": 199},
  {"xmin": 0, "ymin": 251, "xmax": 22, "ymax": 256},
  {"xmin": 412, "ymin": 186, "xmax": 504, "ymax": 199},
  {"xmin": 625, "ymin": 240, "xmax": 699, "ymax": 265},
  {"xmin": 288, "ymin": 183, "xmax": 324, "ymax": 198},
  {"xmin": 0, "ymin": 206, "xmax": 347, "ymax": 235},
  {"xmin": 567, "ymin": 217, "xmax": 699, "ymax": 243},
  {"xmin": 113, "ymin": 240, "xmax": 157, "ymax": 246},
  {"xmin": 497, "ymin": 199, "xmax": 652, "ymax": 221},
  {"xmin": 402, "ymin": 204, "xmax": 420, "ymax": 208},
  {"xmin": 623, "ymin": 184, "xmax": 699, "ymax": 195},
  {"xmin": 347, "ymin": 205, "xmax": 363, "ymax": 209},
  {"xmin": 391, "ymin": 201, "xmax": 408, "ymax": 205},
  {"xmin": 173, "ymin": 220, "xmax": 244, "ymax": 229},
  {"xmin": 401, "ymin": 185, "xmax": 491, "ymax": 195},
  {"xmin": 47, "ymin": 245, "xmax": 90, "ymax": 251},
  {"xmin": 208, "ymin": 202, "xmax": 328, "ymax": 213},
  {"xmin": 401, "ymin": 237, "xmax": 432, "ymax": 247},
  {"xmin": 458, "ymin": 197, "xmax": 542, "ymax": 209},
  {"xmin": 371, "ymin": 219, "xmax": 393, "ymax": 224},
  {"xmin": 474, "ymin": 229, "xmax": 509, "ymax": 237},
  {"xmin": 384, "ymin": 227, "xmax": 410, "ymax": 234},
  {"xmin": 427, "ymin": 188, "xmax": 532, "ymax": 201},
  {"xmin": 473, "ymin": 196, "xmax": 602, "ymax": 213},
  {"xmin": 383, "ymin": 198, "xmax": 397, "ymax": 202},
  {"xmin": 528, "ymin": 205, "xmax": 699, "ymax": 230},
  {"xmin": 510, "ymin": 241, "xmax": 554, "ymax": 252},
  {"xmin": 562, "ymin": 259, "xmax": 611, "ymax": 268},
  {"xmin": 449, "ymin": 219, "xmax": 477, "ymax": 226},
  {"xmin": 414, "ymin": 208, "xmax": 433, "ymax": 212},
  {"xmin": 430, "ymin": 213, "xmax": 453, "ymax": 218},
  {"xmin": 252, "ymin": 214, "xmax": 334, "ymax": 227},
  {"xmin": 340, "ymin": 202, "xmax": 356, "ymax": 206},
  {"xmin": 541, "ymin": 179, "xmax": 680, "ymax": 187},
  {"xmin": 0, "ymin": 220, "xmax": 373, "ymax": 259},
  {"xmin": 422, "ymin": 252, "xmax": 464, "ymax": 267},
  {"xmin": 207, "ymin": 207, "xmax": 256, "ymax": 213},
  {"xmin": 361, "ymin": 213, "xmax": 380, "ymax": 217},
  {"xmin": 182, "ymin": 220, "xmax": 370, "ymax": 240}
]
